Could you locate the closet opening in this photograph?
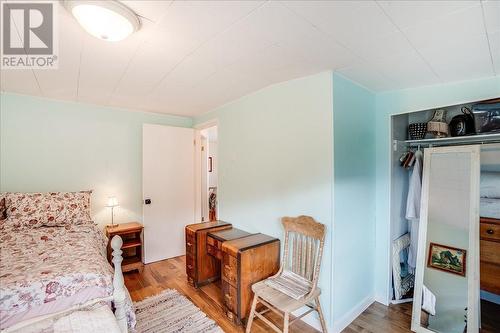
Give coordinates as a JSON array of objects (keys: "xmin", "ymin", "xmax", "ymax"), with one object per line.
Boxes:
[
  {"xmin": 199, "ymin": 125, "xmax": 218, "ymax": 222},
  {"xmin": 389, "ymin": 98, "xmax": 500, "ymax": 333}
]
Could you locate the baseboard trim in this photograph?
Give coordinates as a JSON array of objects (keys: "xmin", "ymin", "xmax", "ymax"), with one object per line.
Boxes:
[
  {"xmin": 375, "ymin": 293, "xmax": 389, "ymax": 306},
  {"xmin": 333, "ymin": 295, "xmax": 375, "ymax": 333}
]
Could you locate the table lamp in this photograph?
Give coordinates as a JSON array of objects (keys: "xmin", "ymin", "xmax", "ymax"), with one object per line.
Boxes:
[{"xmin": 106, "ymin": 196, "xmax": 119, "ymax": 228}]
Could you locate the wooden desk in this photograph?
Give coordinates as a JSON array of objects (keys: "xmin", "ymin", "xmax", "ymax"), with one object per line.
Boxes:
[
  {"xmin": 106, "ymin": 222, "xmax": 143, "ymax": 273},
  {"xmin": 221, "ymin": 233, "xmax": 280, "ymax": 324},
  {"xmin": 185, "ymin": 221, "xmax": 232, "ymax": 287},
  {"xmin": 207, "ymin": 228, "xmax": 255, "ymax": 260},
  {"xmin": 186, "ymin": 222, "xmax": 280, "ymax": 325}
]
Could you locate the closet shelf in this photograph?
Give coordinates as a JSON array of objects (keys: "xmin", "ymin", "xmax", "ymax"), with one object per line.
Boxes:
[{"xmin": 394, "ymin": 133, "xmax": 500, "ymax": 150}]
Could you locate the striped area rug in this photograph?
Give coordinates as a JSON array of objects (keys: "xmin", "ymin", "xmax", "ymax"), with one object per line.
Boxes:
[{"xmin": 134, "ymin": 289, "xmax": 222, "ymax": 333}]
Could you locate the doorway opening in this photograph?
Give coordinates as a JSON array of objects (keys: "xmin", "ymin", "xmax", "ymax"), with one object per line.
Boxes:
[{"xmin": 200, "ymin": 126, "xmax": 218, "ymax": 222}]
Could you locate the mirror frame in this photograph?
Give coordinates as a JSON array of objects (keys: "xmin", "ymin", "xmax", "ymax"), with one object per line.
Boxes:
[{"xmin": 411, "ymin": 145, "xmax": 480, "ymax": 333}]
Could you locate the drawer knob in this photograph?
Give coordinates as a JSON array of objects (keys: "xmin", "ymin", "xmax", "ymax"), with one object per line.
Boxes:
[
  {"xmin": 187, "ymin": 242, "xmax": 192, "ymax": 247},
  {"xmin": 486, "ymin": 229, "xmax": 494, "ymax": 235},
  {"xmin": 187, "ymin": 264, "xmax": 193, "ymax": 269}
]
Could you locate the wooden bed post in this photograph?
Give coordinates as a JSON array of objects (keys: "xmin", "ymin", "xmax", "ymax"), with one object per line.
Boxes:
[{"xmin": 111, "ymin": 235, "xmax": 128, "ymax": 333}]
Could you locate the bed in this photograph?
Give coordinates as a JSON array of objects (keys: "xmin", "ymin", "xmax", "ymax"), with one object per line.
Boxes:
[{"xmin": 0, "ymin": 192, "xmax": 136, "ymax": 332}]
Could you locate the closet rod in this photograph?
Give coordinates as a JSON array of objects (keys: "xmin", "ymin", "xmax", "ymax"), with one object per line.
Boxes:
[
  {"xmin": 393, "ymin": 133, "xmax": 500, "ymax": 151},
  {"xmin": 407, "ymin": 139, "xmax": 500, "ymax": 148}
]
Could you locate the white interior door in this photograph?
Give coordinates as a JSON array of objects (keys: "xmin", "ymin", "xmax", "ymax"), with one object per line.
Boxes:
[{"xmin": 143, "ymin": 124, "xmax": 195, "ymax": 263}]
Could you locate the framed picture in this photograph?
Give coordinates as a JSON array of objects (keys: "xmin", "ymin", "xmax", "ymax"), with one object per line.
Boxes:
[{"xmin": 427, "ymin": 242, "xmax": 466, "ymax": 276}]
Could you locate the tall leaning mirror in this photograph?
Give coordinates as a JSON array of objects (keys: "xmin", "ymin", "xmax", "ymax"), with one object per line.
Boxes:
[{"xmin": 411, "ymin": 145, "xmax": 480, "ymax": 333}]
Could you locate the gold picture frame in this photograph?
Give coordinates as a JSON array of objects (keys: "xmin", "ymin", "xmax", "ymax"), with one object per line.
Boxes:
[{"xmin": 427, "ymin": 242, "xmax": 466, "ymax": 277}]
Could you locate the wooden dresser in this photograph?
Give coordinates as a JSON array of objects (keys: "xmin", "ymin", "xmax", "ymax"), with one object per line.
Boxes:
[
  {"xmin": 185, "ymin": 221, "xmax": 232, "ymax": 287},
  {"xmin": 480, "ymin": 217, "xmax": 500, "ymax": 294},
  {"xmin": 221, "ymin": 233, "xmax": 280, "ymax": 324}
]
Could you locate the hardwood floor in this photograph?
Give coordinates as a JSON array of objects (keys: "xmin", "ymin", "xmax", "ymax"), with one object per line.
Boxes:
[
  {"xmin": 124, "ymin": 255, "xmax": 319, "ymax": 333},
  {"xmin": 124, "ymin": 256, "xmax": 500, "ymax": 333}
]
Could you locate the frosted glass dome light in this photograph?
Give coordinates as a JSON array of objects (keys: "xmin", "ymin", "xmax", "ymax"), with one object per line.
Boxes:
[{"xmin": 65, "ymin": 1, "xmax": 140, "ymax": 42}]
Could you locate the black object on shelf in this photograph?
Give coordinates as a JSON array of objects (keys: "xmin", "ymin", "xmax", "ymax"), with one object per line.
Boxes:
[
  {"xmin": 449, "ymin": 107, "xmax": 475, "ymax": 137},
  {"xmin": 471, "ymin": 102, "xmax": 500, "ymax": 134}
]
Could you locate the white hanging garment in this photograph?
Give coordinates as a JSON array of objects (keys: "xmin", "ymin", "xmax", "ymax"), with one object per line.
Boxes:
[
  {"xmin": 422, "ymin": 285, "xmax": 436, "ymax": 316},
  {"xmin": 406, "ymin": 150, "xmax": 423, "ymax": 273}
]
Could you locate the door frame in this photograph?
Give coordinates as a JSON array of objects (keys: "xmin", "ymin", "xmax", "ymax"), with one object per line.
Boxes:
[
  {"xmin": 194, "ymin": 119, "xmax": 218, "ymax": 224},
  {"xmin": 200, "ymin": 135, "xmax": 209, "ymax": 221}
]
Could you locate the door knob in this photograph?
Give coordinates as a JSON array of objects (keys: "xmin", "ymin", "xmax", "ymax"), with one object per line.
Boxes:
[{"xmin": 144, "ymin": 199, "xmax": 151, "ymax": 205}]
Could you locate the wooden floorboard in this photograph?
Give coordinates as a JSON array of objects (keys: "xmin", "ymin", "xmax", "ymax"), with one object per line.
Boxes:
[
  {"xmin": 124, "ymin": 256, "xmax": 499, "ymax": 333},
  {"xmin": 124, "ymin": 256, "xmax": 320, "ymax": 333}
]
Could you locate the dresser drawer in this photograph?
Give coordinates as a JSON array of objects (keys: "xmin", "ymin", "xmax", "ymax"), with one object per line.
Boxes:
[
  {"xmin": 186, "ymin": 254, "xmax": 196, "ymax": 277},
  {"xmin": 480, "ymin": 222, "xmax": 500, "ymax": 242},
  {"xmin": 480, "ymin": 261, "xmax": 500, "ymax": 294},
  {"xmin": 480, "ymin": 239, "xmax": 500, "ymax": 265},
  {"xmin": 222, "ymin": 281, "xmax": 238, "ymax": 314},
  {"xmin": 222, "ymin": 254, "xmax": 237, "ymax": 286}
]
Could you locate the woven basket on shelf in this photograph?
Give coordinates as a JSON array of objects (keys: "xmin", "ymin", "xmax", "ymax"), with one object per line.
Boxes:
[{"xmin": 408, "ymin": 123, "xmax": 427, "ymax": 140}]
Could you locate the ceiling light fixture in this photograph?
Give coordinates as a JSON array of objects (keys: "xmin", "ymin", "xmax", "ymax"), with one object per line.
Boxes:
[{"xmin": 64, "ymin": 0, "xmax": 140, "ymax": 42}]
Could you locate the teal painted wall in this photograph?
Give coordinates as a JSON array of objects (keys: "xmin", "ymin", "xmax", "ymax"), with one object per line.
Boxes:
[
  {"xmin": 374, "ymin": 76, "xmax": 500, "ymax": 302},
  {"xmin": 332, "ymin": 74, "xmax": 376, "ymax": 324},
  {"xmin": 0, "ymin": 93, "xmax": 192, "ymax": 227},
  {"xmin": 195, "ymin": 72, "xmax": 335, "ymax": 330}
]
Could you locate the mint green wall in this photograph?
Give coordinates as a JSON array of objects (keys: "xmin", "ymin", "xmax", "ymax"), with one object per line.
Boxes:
[
  {"xmin": 332, "ymin": 74, "xmax": 376, "ymax": 323},
  {"xmin": 2, "ymin": 71, "xmax": 498, "ymax": 330},
  {"xmin": 195, "ymin": 72, "xmax": 335, "ymax": 330},
  {"xmin": 374, "ymin": 76, "xmax": 500, "ymax": 302},
  {"xmin": 0, "ymin": 93, "xmax": 192, "ymax": 227}
]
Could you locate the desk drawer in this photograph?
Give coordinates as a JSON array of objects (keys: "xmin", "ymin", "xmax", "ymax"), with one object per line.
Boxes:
[
  {"xmin": 207, "ymin": 244, "xmax": 223, "ymax": 260},
  {"xmin": 480, "ymin": 222, "xmax": 500, "ymax": 242},
  {"xmin": 207, "ymin": 236, "xmax": 223, "ymax": 260},
  {"xmin": 222, "ymin": 254, "xmax": 238, "ymax": 286},
  {"xmin": 186, "ymin": 230, "xmax": 196, "ymax": 254},
  {"xmin": 186, "ymin": 254, "xmax": 196, "ymax": 277},
  {"xmin": 186, "ymin": 238, "xmax": 195, "ymax": 255},
  {"xmin": 222, "ymin": 280, "xmax": 238, "ymax": 314}
]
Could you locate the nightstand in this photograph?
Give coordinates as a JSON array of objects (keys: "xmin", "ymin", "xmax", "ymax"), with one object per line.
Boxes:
[{"xmin": 106, "ymin": 222, "xmax": 144, "ymax": 273}]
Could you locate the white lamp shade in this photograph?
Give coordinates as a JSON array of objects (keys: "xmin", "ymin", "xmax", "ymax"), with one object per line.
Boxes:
[
  {"xmin": 107, "ymin": 196, "xmax": 119, "ymax": 207},
  {"xmin": 65, "ymin": 1, "xmax": 140, "ymax": 42}
]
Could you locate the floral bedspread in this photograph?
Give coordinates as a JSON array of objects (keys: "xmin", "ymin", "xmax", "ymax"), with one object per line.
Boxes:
[{"xmin": 0, "ymin": 223, "xmax": 136, "ymax": 329}]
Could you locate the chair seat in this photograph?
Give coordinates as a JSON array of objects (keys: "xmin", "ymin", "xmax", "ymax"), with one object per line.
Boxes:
[{"xmin": 252, "ymin": 279, "xmax": 321, "ymax": 313}]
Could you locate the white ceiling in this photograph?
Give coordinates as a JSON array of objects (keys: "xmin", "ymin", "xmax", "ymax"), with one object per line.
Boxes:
[{"xmin": 1, "ymin": 0, "xmax": 499, "ymax": 117}]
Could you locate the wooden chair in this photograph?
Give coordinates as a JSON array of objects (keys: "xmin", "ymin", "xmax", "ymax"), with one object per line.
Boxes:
[{"xmin": 246, "ymin": 216, "xmax": 328, "ymax": 333}]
